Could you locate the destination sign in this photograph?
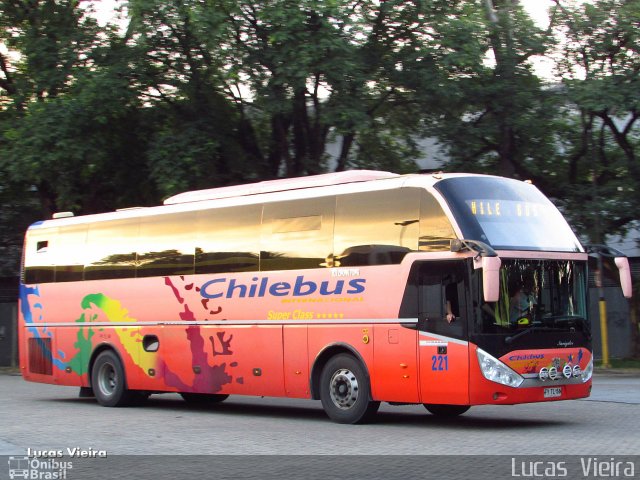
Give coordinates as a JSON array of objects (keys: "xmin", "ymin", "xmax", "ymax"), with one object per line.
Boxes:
[{"xmin": 466, "ymin": 200, "xmax": 543, "ymax": 218}]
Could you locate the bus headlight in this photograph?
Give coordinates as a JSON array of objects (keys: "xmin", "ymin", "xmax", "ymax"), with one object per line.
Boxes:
[
  {"xmin": 581, "ymin": 357, "xmax": 593, "ymax": 383},
  {"xmin": 477, "ymin": 348, "xmax": 524, "ymax": 388}
]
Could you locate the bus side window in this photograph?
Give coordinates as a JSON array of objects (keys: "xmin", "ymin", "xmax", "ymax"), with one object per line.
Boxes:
[
  {"xmin": 84, "ymin": 220, "xmax": 139, "ymax": 280},
  {"xmin": 196, "ymin": 205, "xmax": 261, "ymax": 274},
  {"xmin": 137, "ymin": 213, "xmax": 196, "ymax": 277},
  {"xmin": 261, "ymin": 197, "xmax": 335, "ymax": 271},
  {"xmin": 24, "ymin": 228, "xmax": 57, "ymax": 284},
  {"xmin": 398, "ymin": 268, "xmax": 419, "ymax": 319},
  {"xmin": 334, "ymin": 189, "xmax": 420, "ymax": 266},
  {"xmin": 418, "ymin": 262, "xmax": 467, "ymax": 339},
  {"xmin": 421, "ymin": 278, "xmax": 448, "ymax": 328},
  {"xmin": 54, "ymin": 225, "xmax": 87, "ymax": 282}
]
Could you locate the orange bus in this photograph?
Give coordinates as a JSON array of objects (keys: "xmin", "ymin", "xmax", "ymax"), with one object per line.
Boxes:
[{"xmin": 19, "ymin": 171, "xmax": 633, "ymax": 423}]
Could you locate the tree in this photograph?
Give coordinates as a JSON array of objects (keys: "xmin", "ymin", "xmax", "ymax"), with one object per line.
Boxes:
[
  {"xmin": 0, "ymin": 1, "xmax": 155, "ymax": 216},
  {"xmin": 0, "ymin": 1, "xmax": 160, "ymax": 276},
  {"xmin": 551, "ymin": 0, "xmax": 640, "ymax": 242},
  {"xmin": 126, "ymin": 0, "xmax": 251, "ymax": 198},
  {"xmin": 127, "ymin": 0, "xmax": 488, "ymax": 180},
  {"xmin": 427, "ymin": 0, "xmax": 562, "ymax": 182}
]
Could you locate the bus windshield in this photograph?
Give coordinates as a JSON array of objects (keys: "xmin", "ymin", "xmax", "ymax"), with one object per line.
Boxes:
[
  {"xmin": 434, "ymin": 177, "xmax": 583, "ymax": 252},
  {"xmin": 475, "ymin": 259, "xmax": 588, "ymax": 335}
]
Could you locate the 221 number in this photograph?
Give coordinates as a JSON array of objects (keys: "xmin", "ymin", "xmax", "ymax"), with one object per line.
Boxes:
[{"xmin": 431, "ymin": 355, "xmax": 448, "ymax": 371}]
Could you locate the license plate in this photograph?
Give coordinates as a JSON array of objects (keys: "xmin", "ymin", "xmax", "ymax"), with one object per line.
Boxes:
[{"xmin": 544, "ymin": 387, "xmax": 562, "ymax": 398}]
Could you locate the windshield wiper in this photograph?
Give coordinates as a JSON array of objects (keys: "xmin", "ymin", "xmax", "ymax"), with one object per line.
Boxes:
[{"xmin": 505, "ymin": 326, "xmax": 544, "ymax": 344}]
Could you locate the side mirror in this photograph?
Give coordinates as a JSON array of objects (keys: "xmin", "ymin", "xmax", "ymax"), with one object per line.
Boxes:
[
  {"xmin": 482, "ymin": 256, "xmax": 502, "ymax": 303},
  {"xmin": 615, "ymin": 257, "xmax": 633, "ymax": 298}
]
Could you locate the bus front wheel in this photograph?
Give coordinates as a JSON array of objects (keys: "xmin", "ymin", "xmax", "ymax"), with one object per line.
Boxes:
[
  {"xmin": 424, "ymin": 404, "xmax": 470, "ymax": 417},
  {"xmin": 320, "ymin": 354, "xmax": 380, "ymax": 424},
  {"xmin": 91, "ymin": 350, "xmax": 137, "ymax": 407}
]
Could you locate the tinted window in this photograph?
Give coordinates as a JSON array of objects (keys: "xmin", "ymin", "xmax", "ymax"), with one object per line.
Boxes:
[
  {"xmin": 399, "ymin": 260, "xmax": 469, "ymax": 339},
  {"xmin": 54, "ymin": 225, "xmax": 88, "ymax": 282},
  {"xmin": 137, "ymin": 213, "xmax": 196, "ymax": 277},
  {"xmin": 24, "ymin": 228, "xmax": 56, "ymax": 284},
  {"xmin": 334, "ymin": 189, "xmax": 419, "ymax": 266},
  {"xmin": 419, "ymin": 191, "xmax": 455, "ymax": 251},
  {"xmin": 419, "ymin": 261, "xmax": 468, "ymax": 339},
  {"xmin": 84, "ymin": 220, "xmax": 139, "ymax": 280},
  {"xmin": 196, "ymin": 205, "xmax": 261, "ymax": 274},
  {"xmin": 261, "ymin": 197, "xmax": 334, "ymax": 271}
]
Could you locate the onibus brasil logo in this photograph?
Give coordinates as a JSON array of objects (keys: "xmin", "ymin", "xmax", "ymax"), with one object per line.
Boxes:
[{"xmin": 8, "ymin": 456, "xmax": 72, "ymax": 479}]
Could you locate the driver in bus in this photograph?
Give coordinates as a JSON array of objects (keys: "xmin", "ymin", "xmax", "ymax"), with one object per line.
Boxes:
[{"xmin": 509, "ymin": 280, "xmax": 537, "ymax": 326}]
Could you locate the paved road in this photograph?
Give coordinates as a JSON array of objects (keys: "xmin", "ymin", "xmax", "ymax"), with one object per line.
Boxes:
[
  {"xmin": 0, "ymin": 372, "xmax": 638, "ymax": 479},
  {"xmin": 584, "ymin": 374, "xmax": 640, "ymax": 404}
]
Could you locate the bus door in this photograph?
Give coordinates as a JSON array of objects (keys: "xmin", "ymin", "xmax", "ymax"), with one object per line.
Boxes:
[{"xmin": 417, "ymin": 261, "xmax": 470, "ymax": 405}]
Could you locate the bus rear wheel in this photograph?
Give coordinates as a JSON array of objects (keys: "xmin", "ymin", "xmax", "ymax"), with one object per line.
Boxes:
[
  {"xmin": 91, "ymin": 350, "xmax": 137, "ymax": 407},
  {"xmin": 424, "ymin": 404, "xmax": 470, "ymax": 417},
  {"xmin": 180, "ymin": 393, "xmax": 229, "ymax": 404},
  {"xmin": 320, "ymin": 354, "xmax": 380, "ymax": 424}
]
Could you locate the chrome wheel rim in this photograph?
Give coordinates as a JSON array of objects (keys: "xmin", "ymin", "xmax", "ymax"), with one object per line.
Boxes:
[
  {"xmin": 329, "ymin": 368, "xmax": 359, "ymax": 410},
  {"xmin": 97, "ymin": 362, "xmax": 117, "ymax": 397}
]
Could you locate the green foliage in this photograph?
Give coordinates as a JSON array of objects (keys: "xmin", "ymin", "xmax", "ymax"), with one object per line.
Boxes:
[
  {"xmin": 2, "ymin": 66, "xmax": 152, "ymax": 213},
  {"xmin": 426, "ymin": 0, "xmax": 558, "ymax": 179},
  {"xmin": 0, "ymin": 179, "xmax": 40, "ymax": 276},
  {"xmin": 0, "ymin": 0, "xmax": 639, "ymax": 279},
  {"xmin": 550, "ymin": 0, "xmax": 640, "ymax": 242}
]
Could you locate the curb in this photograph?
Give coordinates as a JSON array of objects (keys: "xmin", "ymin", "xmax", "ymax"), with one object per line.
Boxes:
[
  {"xmin": 0, "ymin": 367, "xmax": 20, "ymax": 376},
  {"xmin": 594, "ymin": 368, "xmax": 640, "ymax": 376}
]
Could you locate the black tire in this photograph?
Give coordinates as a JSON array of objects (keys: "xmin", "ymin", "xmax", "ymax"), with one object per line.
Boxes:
[
  {"xmin": 180, "ymin": 393, "xmax": 229, "ymax": 405},
  {"xmin": 424, "ymin": 404, "xmax": 470, "ymax": 417},
  {"xmin": 319, "ymin": 354, "xmax": 380, "ymax": 424},
  {"xmin": 91, "ymin": 350, "xmax": 137, "ymax": 407}
]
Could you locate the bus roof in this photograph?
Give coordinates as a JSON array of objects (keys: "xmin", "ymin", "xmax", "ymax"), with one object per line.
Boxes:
[
  {"xmin": 34, "ymin": 171, "xmax": 498, "ymax": 229},
  {"xmin": 163, "ymin": 170, "xmax": 400, "ymax": 205}
]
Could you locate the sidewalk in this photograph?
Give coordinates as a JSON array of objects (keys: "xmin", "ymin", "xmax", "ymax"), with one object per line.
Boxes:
[
  {"xmin": 0, "ymin": 366, "xmax": 20, "ymax": 375},
  {"xmin": 594, "ymin": 367, "xmax": 640, "ymax": 376}
]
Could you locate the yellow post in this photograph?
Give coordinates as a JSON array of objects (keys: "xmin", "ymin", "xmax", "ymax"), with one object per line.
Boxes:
[
  {"xmin": 599, "ymin": 299, "xmax": 611, "ymax": 369},
  {"xmin": 596, "ymin": 253, "xmax": 611, "ymax": 369}
]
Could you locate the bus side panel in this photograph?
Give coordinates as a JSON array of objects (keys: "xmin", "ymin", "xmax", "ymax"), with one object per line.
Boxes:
[
  {"xmin": 371, "ymin": 325, "xmax": 419, "ymax": 403},
  {"xmin": 160, "ymin": 325, "xmax": 285, "ymax": 397},
  {"xmin": 307, "ymin": 324, "xmax": 374, "ymax": 392},
  {"xmin": 18, "ymin": 287, "xmax": 49, "ymax": 384},
  {"xmin": 215, "ymin": 325, "xmax": 285, "ymax": 397},
  {"xmin": 418, "ymin": 333, "xmax": 470, "ymax": 405},
  {"xmin": 20, "ymin": 325, "xmax": 82, "ymax": 386},
  {"xmin": 283, "ymin": 325, "xmax": 311, "ymax": 398},
  {"xmin": 118, "ymin": 325, "xmax": 165, "ymax": 392},
  {"xmin": 75, "ymin": 304, "xmax": 161, "ymax": 392},
  {"xmin": 18, "ymin": 287, "xmax": 81, "ymax": 387},
  {"xmin": 51, "ymin": 326, "xmax": 85, "ymax": 387},
  {"xmin": 159, "ymin": 324, "xmax": 238, "ymax": 395}
]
